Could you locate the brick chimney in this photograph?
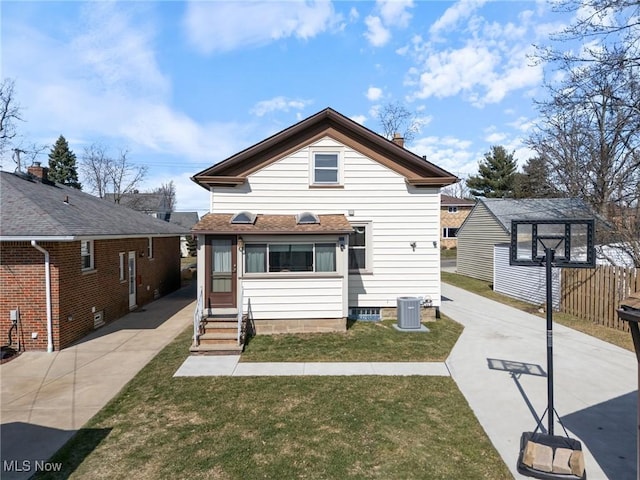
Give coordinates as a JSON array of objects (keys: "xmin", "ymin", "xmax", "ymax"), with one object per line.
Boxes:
[
  {"xmin": 27, "ymin": 162, "xmax": 49, "ymax": 181},
  {"xmin": 392, "ymin": 133, "xmax": 404, "ymax": 148}
]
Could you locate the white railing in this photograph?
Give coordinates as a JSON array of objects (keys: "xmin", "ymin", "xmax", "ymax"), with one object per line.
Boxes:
[
  {"xmin": 237, "ymin": 284, "xmax": 244, "ymax": 345},
  {"xmin": 193, "ymin": 286, "xmax": 203, "ymax": 346}
]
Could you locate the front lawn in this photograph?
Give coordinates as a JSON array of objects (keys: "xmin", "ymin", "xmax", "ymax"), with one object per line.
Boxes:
[
  {"xmin": 241, "ymin": 316, "xmax": 463, "ymax": 362},
  {"xmin": 38, "ymin": 326, "xmax": 513, "ymax": 480}
]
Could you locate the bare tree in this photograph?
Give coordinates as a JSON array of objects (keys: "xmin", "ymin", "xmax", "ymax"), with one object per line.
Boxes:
[
  {"xmin": 156, "ymin": 181, "xmax": 176, "ymax": 212},
  {"xmin": 376, "ymin": 101, "xmax": 424, "ymax": 143},
  {"xmin": 441, "ymin": 178, "xmax": 471, "ymax": 199},
  {"xmin": 530, "ymin": 0, "xmax": 640, "ymax": 265},
  {"xmin": 0, "ymin": 79, "xmax": 23, "ymax": 158},
  {"xmin": 81, "ymin": 144, "xmax": 147, "ymax": 201}
]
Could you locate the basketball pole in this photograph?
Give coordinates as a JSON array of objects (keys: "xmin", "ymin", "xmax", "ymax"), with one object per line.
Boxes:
[{"xmin": 544, "ymin": 246, "xmax": 555, "ymax": 436}]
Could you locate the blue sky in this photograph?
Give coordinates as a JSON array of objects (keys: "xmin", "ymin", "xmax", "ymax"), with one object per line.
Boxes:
[{"xmin": 2, "ymin": 0, "xmax": 573, "ymax": 214}]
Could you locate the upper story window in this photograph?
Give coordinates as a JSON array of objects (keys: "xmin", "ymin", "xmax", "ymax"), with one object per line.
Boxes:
[
  {"xmin": 448, "ymin": 206, "xmax": 458, "ymax": 213},
  {"xmin": 312, "ymin": 152, "xmax": 340, "ymax": 185},
  {"xmin": 81, "ymin": 240, "xmax": 94, "ymax": 271},
  {"xmin": 147, "ymin": 237, "xmax": 154, "ymax": 259},
  {"xmin": 443, "ymin": 228, "xmax": 459, "ymax": 238}
]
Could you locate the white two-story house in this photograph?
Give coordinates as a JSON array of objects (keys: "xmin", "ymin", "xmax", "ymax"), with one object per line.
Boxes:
[{"xmin": 190, "ymin": 108, "xmax": 457, "ymax": 348}]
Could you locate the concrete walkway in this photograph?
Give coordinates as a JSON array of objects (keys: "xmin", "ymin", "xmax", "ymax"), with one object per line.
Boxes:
[
  {"xmin": 441, "ymin": 282, "xmax": 637, "ymax": 480},
  {"xmin": 0, "ymin": 283, "xmax": 195, "ymax": 480},
  {"xmin": 174, "ymin": 357, "xmax": 450, "ymax": 377}
]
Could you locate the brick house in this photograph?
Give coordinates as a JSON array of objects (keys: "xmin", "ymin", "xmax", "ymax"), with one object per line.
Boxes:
[
  {"xmin": 0, "ymin": 165, "xmax": 187, "ymax": 352},
  {"xmin": 440, "ymin": 194, "xmax": 475, "ymax": 249}
]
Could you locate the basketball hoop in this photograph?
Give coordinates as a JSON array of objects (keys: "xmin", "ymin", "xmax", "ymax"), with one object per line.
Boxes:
[{"xmin": 510, "ymin": 219, "xmax": 595, "ymax": 479}]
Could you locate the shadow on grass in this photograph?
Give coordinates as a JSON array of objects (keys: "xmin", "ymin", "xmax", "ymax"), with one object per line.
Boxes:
[{"xmin": 0, "ymin": 422, "xmax": 111, "ymax": 480}]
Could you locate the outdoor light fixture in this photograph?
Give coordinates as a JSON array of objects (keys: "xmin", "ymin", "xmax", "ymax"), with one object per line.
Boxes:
[
  {"xmin": 410, "ymin": 241, "xmax": 417, "ymax": 251},
  {"xmin": 238, "ymin": 236, "xmax": 244, "ymax": 252}
]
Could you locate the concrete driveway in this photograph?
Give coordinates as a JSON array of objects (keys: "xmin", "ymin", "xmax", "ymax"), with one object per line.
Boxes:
[
  {"xmin": 0, "ymin": 283, "xmax": 195, "ymax": 480},
  {"xmin": 442, "ymin": 282, "xmax": 637, "ymax": 480}
]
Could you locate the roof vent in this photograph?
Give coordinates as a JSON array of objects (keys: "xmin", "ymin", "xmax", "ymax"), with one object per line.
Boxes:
[
  {"xmin": 296, "ymin": 212, "xmax": 320, "ymax": 225},
  {"xmin": 230, "ymin": 211, "xmax": 257, "ymax": 224}
]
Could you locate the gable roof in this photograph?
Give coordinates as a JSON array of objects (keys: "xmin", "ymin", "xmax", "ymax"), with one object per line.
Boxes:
[
  {"xmin": 461, "ymin": 197, "xmax": 596, "ymax": 235},
  {"xmin": 166, "ymin": 211, "xmax": 199, "ymax": 230},
  {"xmin": 104, "ymin": 192, "xmax": 169, "ymax": 213},
  {"xmin": 191, "ymin": 107, "xmax": 458, "ymax": 189},
  {"xmin": 0, "ymin": 171, "xmax": 188, "ymax": 240},
  {"xmin": 441, "ymin": 194, "xmax": 475, "ymax": 207},
  {"xmin": 193, "ymin": 213, "xmax": 353, "ymax": 235}
]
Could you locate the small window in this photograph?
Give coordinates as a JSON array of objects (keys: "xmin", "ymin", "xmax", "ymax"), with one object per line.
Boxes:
[
  {"xmin": 81, "ymin": 240, "xmax": 94, "ymax": 270},
  {"xmin": 147, "ymin": 237, "xmax": 153, "ymax": 259},
  {"xmin": 349, "ymin": 224, "xmax": 370, "ymax": 272},
  {"xmin": 296, "ymin": 212, "xmax": 319, "ymax": 224},
  {"xmin": 231, "ymin": 211, "xmax": 257, "ymax": 224},
  {"xmin": 270, "ymin": 244, "xmax": 313, "ymax": 272},
  {"xmin": 448, "ymin": 206, "xmax": 458, "ymax": 213},
  {"xmin": 313, "ymin": 152, "xmax": 339, "ymax": 184},
  {"xmin": 443, "ymin": 228, "xmax": 459, "ymax": 238},
  {"xmin": 119, "ymin": 252, "xmax": 126, "ymax": 281}
]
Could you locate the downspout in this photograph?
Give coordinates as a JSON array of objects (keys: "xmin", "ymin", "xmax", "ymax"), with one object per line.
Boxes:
[{"xmin": 31, "ymin": 241, "xmax": 54, "ymax": 353}]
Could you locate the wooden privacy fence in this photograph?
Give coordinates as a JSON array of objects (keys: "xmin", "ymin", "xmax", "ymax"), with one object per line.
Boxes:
[{"xmin": 560, "ymin": 266, "xmax": 639, "ymax": 332}]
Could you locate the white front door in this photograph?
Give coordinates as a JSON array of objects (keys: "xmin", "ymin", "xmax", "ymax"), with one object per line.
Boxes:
[{"xmin": 128, "ymin": 251, "xmax": 137, "ymax": 309}]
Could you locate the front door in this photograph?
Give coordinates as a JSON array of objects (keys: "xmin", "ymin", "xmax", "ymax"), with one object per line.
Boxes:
[
  {"xmin": 128, "ymin": 251, "xmax": 137, "ymax": 309},
  {"xmin": 206, "ymin": 236, "xmax": 237, "ymax": 308}
]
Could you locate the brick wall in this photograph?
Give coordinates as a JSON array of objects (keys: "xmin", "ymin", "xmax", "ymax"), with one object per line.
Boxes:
[
  {"xmin": 1, "ymin": 237, "xmax": 181, "ymax": 351},
  {"xmin": 440, "ymin": 206, "xmax": 472, "ymax": 249}
]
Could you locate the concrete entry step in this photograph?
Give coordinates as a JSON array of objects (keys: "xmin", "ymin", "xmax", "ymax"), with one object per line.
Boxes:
[{"xmin": 190, "ymin": 344, "xmax": 244, "ymax": 355}]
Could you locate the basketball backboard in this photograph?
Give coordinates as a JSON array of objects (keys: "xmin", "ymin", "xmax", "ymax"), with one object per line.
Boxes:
[{"xmin": 510, "ymin": 219, "xmax": 595, "ymax": 268}]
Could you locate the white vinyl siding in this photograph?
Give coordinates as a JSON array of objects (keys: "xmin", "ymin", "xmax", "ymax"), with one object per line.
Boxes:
[
  {"xmin": 211, "ymin": 136, "xmax": 442, "ymax": 309},
  {"xmin": 493, "ymin": 244, "xmax": 560, "ymax": 309},
  {"xmin": 241, "ymin": 277, "xmax": 345, "ymax": 320}
]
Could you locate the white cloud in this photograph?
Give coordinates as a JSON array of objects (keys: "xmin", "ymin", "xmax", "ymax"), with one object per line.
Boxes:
[
  {"xmin": 429, "ymin": 0, "xmax": 487, "ymax": 37},
  {"xmin": 2, "ymin": 3, "xmax": 253, "ymax": 166},
  {"xmin": 485, "ymin": 132, "xmax": 507, "ymax": 143},
  {"xmin": 378, "ymin": 0, "xmax": 413, "ymax": 28},
  {"xmin": 366, "ymin": 86, "xmax": 383, "ymax": 101},
  {"xmin": 412, "ymin": 135, "xmax": 477, "ymax": 176},
  {"xmin": 363, "ymin": 0, "xmax": 414, "ymax": 47},
  {"xmin": 364, "ymin": 15, "xmax": 391, "ymax": 47},
  {"xmin": 351, "ymin": 114, "xmax": 367, "ymax": 125},
  {"xmin": 250, "ymin": 97, "xmax": 312, "ymax": 117},
  {"xmin": 183, "ymin": 1, "xmax": 341, "ymax": 54}
]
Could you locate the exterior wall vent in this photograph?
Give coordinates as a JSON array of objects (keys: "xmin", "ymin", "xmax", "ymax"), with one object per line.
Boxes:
[{"xmin": 93, "ymin": 311, "xmax": 105, "ymax": 329}]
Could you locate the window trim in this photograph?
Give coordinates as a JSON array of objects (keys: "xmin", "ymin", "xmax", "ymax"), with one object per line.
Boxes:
[
  {"xmin": 244, "ymin": 242, "xmax": 337, "ymax": 274},
  {"xmin": 442, "ymin": 227, "xmax": 459, "ymax": 238},
  {"xmin": 81, "ymin": 240, "xmax": 95, "ymax": 271},
  {"xmin": 119, "ymin": 252, "xmax": 126, "ymax": 281},
  {"xmin": 309, "ymin": 148, "xmax": 343, "ymax": 186},
  {"xmin": 147, "ymin": 237, "xmax": 153, "ymax": 259},
  {"xmin": 348, "ymin": 221, "xmax": 373, "ymax": 274}
]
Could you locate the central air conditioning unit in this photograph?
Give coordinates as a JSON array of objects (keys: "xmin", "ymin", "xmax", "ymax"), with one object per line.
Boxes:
[{"xmin": 397, "ymin": 297, "xmax": 421, "ymax": 329}]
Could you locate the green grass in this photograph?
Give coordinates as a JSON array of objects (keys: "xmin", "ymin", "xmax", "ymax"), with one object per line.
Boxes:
[
  {"xmin": 38, "ymin": 326, "xmax": 513, "ymax": 480},
  {"xmin": 241, "ymin": 317, "xmax": 463, "ymax": 362},
  {"xmin": 442, "ymin": 271, "xmax": 634, "ymax": 352}
]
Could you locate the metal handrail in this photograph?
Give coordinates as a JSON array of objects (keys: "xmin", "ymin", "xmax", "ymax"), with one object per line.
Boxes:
[
  {"xmin": 193, "ymin": 286, "xmax": 203, "ymax": 346},
  {"xmin": 237, "ymin": 284, "xmax": 244, "ymax": 345}
]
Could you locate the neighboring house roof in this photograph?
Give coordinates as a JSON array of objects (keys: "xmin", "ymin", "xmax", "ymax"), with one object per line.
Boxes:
[
  {"xmin": 193, "ymin": 214, "xmax": 353, "ymax": 235},
  {"xmin": 191, "ymin": 107, "xmax": 458, "ymax": 188},
  {"xmin": 166, "ymin": 212, "xmax": 199, "ymax": 230},
  {"xmin": 441, "ymin": 194, "xmax": 475, "ymax": 207},
  {"xmin": 460, "ymin": 197, "xmax": 596, "ymax": 234},
  {"xmin": 0, "ymin": 171, "xmax": 188, "ymax": 240},
  {"xmin": 104, "ymin": 192, "xmax": 169, "ymax": 213}
]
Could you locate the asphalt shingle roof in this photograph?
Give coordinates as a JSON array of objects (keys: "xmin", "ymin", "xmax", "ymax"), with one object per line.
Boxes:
[
  {"xmin": 479, "ymin": 198, "xmax": 596, "ymax": 232},
  {"xmin": 0, "ymin": 171, "xmax": 188, "ymax": 238},
  {"xmin": 193, "ymin": 213, "xmax": 353, "ymax": 235}
]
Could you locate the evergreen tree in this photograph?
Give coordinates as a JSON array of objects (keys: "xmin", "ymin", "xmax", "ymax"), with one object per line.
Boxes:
[
  {"xmin": 513, "ymin": 156, "xmax": 558, "ymax": 199},
  {"xmin": 48, "ymin": 135, "xmax": 81, "ymax": 189},
  {"xmin": 466, "ymin": 145, "xmax": 517, "ymax": 198}
]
